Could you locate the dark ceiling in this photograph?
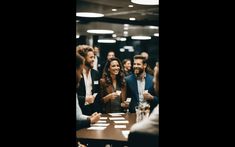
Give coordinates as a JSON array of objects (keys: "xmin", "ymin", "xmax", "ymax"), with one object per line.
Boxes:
[{"xmin": 76, "ymin": 0, "xmax": 159, "ymax": 37}]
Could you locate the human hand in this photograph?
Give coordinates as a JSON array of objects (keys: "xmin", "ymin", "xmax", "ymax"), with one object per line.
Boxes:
[
  {"xmin": 108, "ymin": 92, "xmax": 119, "ymax": 100},
  {"xmin": 143, "ymin": 91, "xmax": 153, "ymax": 100},
  {"xmin": 85, "ymin": 95, "xmax": 95, "ymax": 104},
  {"xmin": 90, "ymin": 112, "xmax": 101, "ymax": 124}
]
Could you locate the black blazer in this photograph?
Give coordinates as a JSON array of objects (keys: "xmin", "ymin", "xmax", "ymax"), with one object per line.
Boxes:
[
  {"xmin": 76, "ymin": 69, "xmax": 101, "ymax": 115},
  {"xmin": 125, "ymin": 73, "xmax": 158, "ymax": 113}
]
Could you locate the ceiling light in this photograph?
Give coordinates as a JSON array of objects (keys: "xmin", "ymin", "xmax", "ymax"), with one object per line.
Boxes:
[
  {"xmin": 112, "ymin": 34, "xmax": 117, "ymax": 38},
  {"xmin": 87, "ymin": 29, "xmax": 114, "ymax": 34},
  {"xmin": 131, "ymin": 36, "xmax": 151, "ymax": 40},
  {"xmin": 131, "ymin": 0, "xmax": 159, "ymax": 5},
  {"xmin": 123, "ymin": 31, "xmax": 128, "ymax": 36},
  {"xmin": 112, "ymin": 9, "xmax": 117, "ymax": 11},
  {"xmin": 124, "ymin": 24, "xmax": 129, "ymax": 27},
  {"xmin": 98, "ymin": 39, "xmax": 116, "ymax": 43},
  {"xmin": 76, "ymin": 20, "xmax": 79, "ymax": 22},
  {"xmin": 76, "ymin": 12, "xmax": 104, "ymax": 18},
  {"xmin": 154, "ymin": 33, "xmax": 159, "ymax": 37},
  {"xmin": 76, "ymin": 35, "xmax": 80, "ymax": 38},
  {"xmin": 128, "ymin": 5, "xmax": 134, "ymax": 7},
  {"xmin": 129, "ymin": 18, "xmax": 136, "ymax": 21},
  {"xmin": 120, "ymin": 48, "xmax": 125, "ymax": 52},
  {"xmin": 116, "ymin": 37, "xmax": 127, "ymax": 41},
  {"xmin": 149, "ymin": 26, "xmax": 159, "ymax": 29}
]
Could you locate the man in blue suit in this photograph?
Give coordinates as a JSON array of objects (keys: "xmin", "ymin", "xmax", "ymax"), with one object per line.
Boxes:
[{"xmin": 125, "ymin": 55, "xmax": 158, "ymax": 113}]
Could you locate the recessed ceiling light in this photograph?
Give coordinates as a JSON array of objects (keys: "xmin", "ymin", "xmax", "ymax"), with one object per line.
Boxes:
[
  {"xmin": 131, "ymin": 0, "xmax": 159, "ymax": 5},
  {"xmin": 154, "ymin": 33, "xmax": 159, "ymax": 37},
  {"xmin": 87, "ymin": 29, "xmax": 114, "ymax": 34},
  {"xmin": 76, "ymin": 35, "xmax": 80, "ymax": 38},
  {"xmin": 128, "ymin": 5, "xmax": 134, "ymax": 7},
  {"xmin": 123, "ymin": 31, "xmax": 128, "ymax": 35},
  {"xmin": 98, "ymin": 39, "xmax": 116, "ymax": 43},
  {"xmin": 129, "ymin": 18, "xmax": 136, "ymax": 21},
  {"xmin": 131, "ymin": 36, "xmax": 151, "ymax": 40},
  {"xmin": 124, "ymin": 24, "xmax": 129, "ymax": 27},
  {"xmin": 112, "ymin": 9, "xmax": 117, "ymax": 11},
  {"xmin": 112, "ymin": 34, "xmax": 117, "ymax": 38},
  {"xmin": 76, "ymin": 12, "xmax": 104, "ymax": 18}
]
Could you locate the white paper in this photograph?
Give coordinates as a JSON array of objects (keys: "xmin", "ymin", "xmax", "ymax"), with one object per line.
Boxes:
[
  {"xmin": 114, "ymin": 125, "xmax": 126, "ymax": 128},
  {"xmin": 93, "ymin": 93, "xmax": 98, "ymax": 97},
  {"xmin": 108, "ymin": 113, "xmax": 125, "ymax": 117},
  {"xmin": 109, "ymin": 117, "xmax": 125, "ymax": 120},
  {"xmin": 87, "ymin": 126, "xmax": 106, "ymax": 130},
  {"xmin": 126, "ymin": 98, "xmax": 131, "ymax": 103},
  {"xmin": 114, "ymin": 120, "xmax": 129, "ymax": 124},
  {"xmin": 122, "ymin": 130, "xmax": 130, "ymax": 138},
  {"xmin": 100, "ymin": 117, "xmax": 107, "ymax": 120},
  {"xmin": 116, "ymin": 90, "xmax": 121, "ymax": 95},
  {"xmin": 97, "ymin": 120, "xmax": 107, "ymax": 123},
  {"xmin": 92, "ymin": 123, "xmax": 110, "ymax": 127}
]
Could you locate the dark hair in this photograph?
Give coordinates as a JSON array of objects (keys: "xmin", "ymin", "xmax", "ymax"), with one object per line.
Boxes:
[
  {"xmin": 122, "ymin": 58, "xmax": 131, "ymax": 65},
  {"xmin": 133, "ymin": 55, "xmax": 147, "ymax": 64},
  {"xmin": 102, "ymin": 57, "xmax": 125, "ymax": 88},
  {"xmin": 76, "ymin": 45, "xmax": 94, "ymax": 58},
  {"xmin": 76, "ymin": 54, "xmax": 84, "ymax": 69}
]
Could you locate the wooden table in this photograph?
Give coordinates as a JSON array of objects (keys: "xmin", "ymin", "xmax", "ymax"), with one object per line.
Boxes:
[{"xmin": 76, "ymin": 113, "xmax": 136, "ymax": 145}]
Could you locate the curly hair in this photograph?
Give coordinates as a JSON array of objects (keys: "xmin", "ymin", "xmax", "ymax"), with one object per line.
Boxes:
[
  {"xmin": 102, "ymin": 57, "xmax": 126, "ymax": 88},
  {"xmin": 76, "ymin": 45, "xmax": 94, "ymax": 58}
]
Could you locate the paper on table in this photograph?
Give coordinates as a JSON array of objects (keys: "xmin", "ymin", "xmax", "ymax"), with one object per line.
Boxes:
[
  {"xmin": 97, "ymin": 120, "xmax": 107, "ymax": 123},
  {"xmin": 100, "ymin": 117, "xmax": 108, "ymax": 120},
  {"xmin": 108, "ymin": 113, "xmax": 125, "ymax": 117},
  {"xmin": 122, "ymin": 130, "xmax": 130, "ymax": 138},
  {"xmin": 109, "ymin": 117, "xmax": 125, "ymax": 120},
  {"xmin": 87, "ymin": 126, "xmax": 106, "ymax": 130},
  {"xmin": 114, "ymin": 120, "xmax": 129, "ymax": 124},
  {"xmin": 114, "ymin": 125, "xmax": 126, "ymax": 128},
  {"xmin": 92, "ymin": 123, "xmax": 110, "ymax": 127}
]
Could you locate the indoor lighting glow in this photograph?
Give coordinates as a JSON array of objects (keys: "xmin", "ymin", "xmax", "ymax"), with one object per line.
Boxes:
[
  {"xmin": 76, "ymin": 35, "xmax": 80, "ymax": 38},
  {"xmin": 124, "ymin": 24, "xmax": 129, "ymax": 27},
  {"xmin": 129, "ymin": 17, "xmax": 136, "ymax": 21},
  {"xmin": 98, "ymin": 39, "xmax": 116, "ymax": 43},
  {"xmin": 112, "ymin": 9, "xmax": 117, "ymax": 11},
  {"xmin": 120, "ymin": 48, "xmax": 125, "ymax": 52},
  {"xmin": 154, "ymin": 33, "xmax": 159, "ymax": 37},
  {"xmin": 128, "ymin": 5, "xmax": 134, "ymax": 7},
  {"xmin": 131, "ymin": 36, "xmax": 151, "ymax": 40},
  {"xmin": 131, "ymin": 0, "xmax": 159, "ymax": 5},
  {"xmin": 116, "ymin": 37, "xmax": 127, "ymax": 41},
  {"xmin": 76, "ymin": 12, "xmax": 104, "ymax": 18},
  {"xmin": 112, "ymin": 34, "xmax": 117, "ymax": 38},
  {"xmin": 87, "ymin": 29, "xmax": 114, "ymax": 34},
  {"xmin": 149, "ymin": 26, "xmax": 159, "ymax": 29}
]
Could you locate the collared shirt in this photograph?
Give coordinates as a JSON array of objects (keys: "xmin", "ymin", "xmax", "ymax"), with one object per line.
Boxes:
[
  {"xmin": 137, "ymin": 72, "xmax": 146, "ymax": 104},
  {"xmin": 82, "ymin": 69, "xmax": 92, "ymax": 97}
]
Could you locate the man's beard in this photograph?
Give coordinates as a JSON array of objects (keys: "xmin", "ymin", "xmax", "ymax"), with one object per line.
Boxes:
[
  {"xmin": 85, "ymin": 61, "xmax": 93, "ymax": 69},
  {"xmin": 133, "ymin": 67, "xmax": 144, "ymax": 77}
]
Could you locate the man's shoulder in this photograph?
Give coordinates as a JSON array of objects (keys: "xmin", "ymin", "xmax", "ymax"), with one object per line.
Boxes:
[{"xmin": 125, "ymin": 74, "xmax": 135, "ymax": 81}]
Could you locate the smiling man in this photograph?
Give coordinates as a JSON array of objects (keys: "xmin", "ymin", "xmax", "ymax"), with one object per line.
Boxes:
[{"xmin": 125, "ymin": 55, "xmax": 158, "ymax": 113}]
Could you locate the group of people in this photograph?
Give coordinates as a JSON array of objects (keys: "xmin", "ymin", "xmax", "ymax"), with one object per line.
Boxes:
[{"xmin": 76, "ymin": 44, "xmax": 159, "ymax": 147}]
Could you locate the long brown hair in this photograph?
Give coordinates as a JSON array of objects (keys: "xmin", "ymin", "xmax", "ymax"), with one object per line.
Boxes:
[{"xmin": 102, "ymin": 57, "xmax": 125, "ymax": 88}]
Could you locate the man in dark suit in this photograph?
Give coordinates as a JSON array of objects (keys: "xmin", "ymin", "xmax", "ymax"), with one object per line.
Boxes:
[
  {"xmin": 128, "ymin": 63, "xmax": 159, "ymax": 147},
  {"xmin": 76, "ymin": 45, "xmax": 101, "ymax": 115},
  {"xmin": 125, "ymin": 55, "xmax": 158, "ymax": 113}
]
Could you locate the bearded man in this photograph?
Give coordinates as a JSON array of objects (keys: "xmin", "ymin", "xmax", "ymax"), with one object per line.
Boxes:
[{"xmin": 125, "ymin": 55, "xmax": 158, "ymax": 113}]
